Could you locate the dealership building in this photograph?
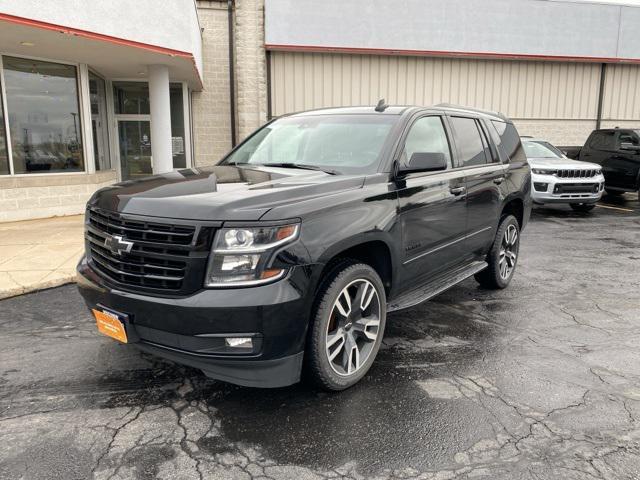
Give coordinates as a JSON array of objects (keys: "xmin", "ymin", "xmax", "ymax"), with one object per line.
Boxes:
[{"xmin": 0, "ymin": 0, "xmax": 639, "ymax": 222}]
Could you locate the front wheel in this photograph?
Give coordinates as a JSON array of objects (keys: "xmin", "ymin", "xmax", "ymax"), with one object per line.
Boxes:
[
  {"xmin": 570, "ymin": 203, "xmax": 596, "ymax": 212},
  {"xmin": 475, "ymin": 215, "xmax": 520, "ymax": 289},
  {"xmin": 305, "ymin": 261, "xmax": 386, "ymax": 391},
  {"xmin": 605, "ymin": 189, "xmax": 623, "ymax": 196}
]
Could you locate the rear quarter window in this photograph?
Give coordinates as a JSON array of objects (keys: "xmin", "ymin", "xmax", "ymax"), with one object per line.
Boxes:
[
  {"xmin": 491, "ymin": 121, "xmax": 526, "ymax": 164},
  {"xmin": 588, "ymin": 131, "xmax": 616, "ymax": 151}
]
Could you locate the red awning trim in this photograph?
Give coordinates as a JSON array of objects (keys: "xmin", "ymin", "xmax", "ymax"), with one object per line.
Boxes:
[{"xmin": 265, "ymin": 43, "xmax": 640, "ymax": 64}]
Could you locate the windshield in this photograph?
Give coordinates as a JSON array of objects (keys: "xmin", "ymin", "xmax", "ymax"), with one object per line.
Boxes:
[
  {"xmin": 220, "ymin": 114, "xmax": 398, "ymax": 174},
  {"xmin": 522, "ymin": 140, "xmax": 564, "ymax": 159}
]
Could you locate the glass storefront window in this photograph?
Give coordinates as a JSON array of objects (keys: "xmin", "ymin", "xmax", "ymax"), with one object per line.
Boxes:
[
  {"xmin": 113, "ymin": 82, "xmax": 150, "ymax": 115},
  {"xmin": 170, "ymin": 84, "xmax": 186, "ymax": 169},
  {"xmin": 89, "ymin": 72, "xmax": 111, "ymax": 171},
  {"xmin": 0, "ymin": 75, "xmax": 8, "ymax": 175},
  {"xmin": 3, "ymin": 56, "xmax": 84, "ymax": 174}
]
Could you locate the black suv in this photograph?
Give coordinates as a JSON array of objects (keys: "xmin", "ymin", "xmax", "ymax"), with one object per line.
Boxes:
[
  {"xmin": 579, "ymin": 128, "xmax": 640, "ymax": 199},
  {"xmin": 77, "ymin": 104, "xmax": 531, "ymax": 391}
]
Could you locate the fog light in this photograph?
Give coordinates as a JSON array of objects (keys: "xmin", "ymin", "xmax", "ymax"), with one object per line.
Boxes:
[
  {"xmin": 225, "ymin": 337, "xmax": 253, "ymax": 349},
  {"xmin": 533, "ymin": 182, "xmax": 548, "ymax": 192}
]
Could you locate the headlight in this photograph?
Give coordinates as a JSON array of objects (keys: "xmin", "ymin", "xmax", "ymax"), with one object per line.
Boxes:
[
  {"xmin": 531, "ymin": 168, "xmax": 556, "ymax": 175},
  {"xmin": 205, "ymin": 223, "xmax": 299, "ymax": 287}
]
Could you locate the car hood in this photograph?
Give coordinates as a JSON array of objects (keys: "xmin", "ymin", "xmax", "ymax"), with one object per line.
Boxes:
[
  {"xmin": 88, "ymin": 165, "xmax": 366, "ymax": 221},
  {"xmin": 527, "ymin": 157, "xmax": 600, "ymax": 169}
]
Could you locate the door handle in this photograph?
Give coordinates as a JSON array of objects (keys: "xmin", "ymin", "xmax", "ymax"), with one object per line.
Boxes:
[
  {"xmin": 493, "ymin": 176, "xmax": 505, "ymax": 185},
  {"xmin": 450, "ymin": 186, "xmax": 466, "ymax": 196}
]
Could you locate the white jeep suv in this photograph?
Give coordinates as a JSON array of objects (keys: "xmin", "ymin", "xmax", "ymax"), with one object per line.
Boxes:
[{"xmin": 522, "ymin": 138, "xmax": 605, "ymax": 212}]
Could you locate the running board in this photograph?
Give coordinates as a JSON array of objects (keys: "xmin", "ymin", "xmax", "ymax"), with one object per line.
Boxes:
[{"xmin": 387, "ymin": 260, "xmax": 488, "ymax": 312}]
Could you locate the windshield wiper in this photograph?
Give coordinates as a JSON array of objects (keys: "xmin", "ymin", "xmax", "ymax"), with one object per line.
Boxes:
[{"xmin": 254, "ymin": 162, "xmax": 338, "ymax": 175}]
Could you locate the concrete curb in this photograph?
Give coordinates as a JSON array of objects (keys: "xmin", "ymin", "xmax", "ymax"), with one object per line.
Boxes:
[{"xmin": 0, "ymin": 275, "xmax": 77, "ymax": 301}]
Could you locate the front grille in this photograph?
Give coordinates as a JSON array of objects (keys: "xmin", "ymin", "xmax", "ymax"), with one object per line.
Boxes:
[
  {"xmin": 554, "ymin": 169, "xmax": 599, "ymax": 178},
  {"xmin": 553, "ymin": 183, "xmax": 600, "ymax": 194},
  {"xmin": 85, "ymin": 208, "xmax": 217, "ymax": 295}
]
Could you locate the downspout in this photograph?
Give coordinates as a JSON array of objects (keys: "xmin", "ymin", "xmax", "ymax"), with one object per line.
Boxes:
[
  {"xmin": 596, "ymin": 63, "xmax": 606, "ymax": 130},
  {"xmin": 228, "ymin": 0, "xmax": 237, "ymax": 147},
  {"xmin": 266, "ymin": 50, "xmax": 272, "ymax": 120}
]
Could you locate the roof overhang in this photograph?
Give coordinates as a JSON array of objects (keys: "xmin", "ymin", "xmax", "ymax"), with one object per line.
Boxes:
[{"xmin": 0, "ymin": 12, "xmax": 203, "ymax": 90}]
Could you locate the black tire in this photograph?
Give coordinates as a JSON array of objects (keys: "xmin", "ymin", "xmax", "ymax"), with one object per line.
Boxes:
[
  {"xmin": 570, "ymin": 203, "xmax": 596, "ymax": 212},
  {"xmin": 474, "ymin": 215, "xmax": 520, "ymax": 290},
  {"xmin": 605, "ymin": 189, "xmax": 623, "ymax": 196},
  {"xmin": 305, "ymin": 261, "xmax": 387, "ymax": 391}
]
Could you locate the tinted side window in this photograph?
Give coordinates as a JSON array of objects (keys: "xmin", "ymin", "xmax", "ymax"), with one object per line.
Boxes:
[
  {"xmin": 450, "ymin": 116, "xmax": 488, "ymax": 167},
  {"xmin": 402, "ymin": 116, "xmax": 452, "ymax": 167},
  {"xmin": 617, "ymin": 131, "xmax": 640, "ymax": 148},
  {"xmin": 479, "ymin": 120, "xmax": 500, "ymax": 163},
  {"xmin": 589, "ymin": 132, "xmax": 615, "ymax": 151},
  {"xmin": 491, "ymin": 120, "xmax": 526, "ymax": 164}
]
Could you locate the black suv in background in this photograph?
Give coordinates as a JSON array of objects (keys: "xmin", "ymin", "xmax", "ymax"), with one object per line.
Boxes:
[
  {"xmin": 77, "ymin": 104, "xmax": 531, "ymax": 391},
  {"xmin": 579, "ymin": 128, "xmax": 640, "ymax": 199}
]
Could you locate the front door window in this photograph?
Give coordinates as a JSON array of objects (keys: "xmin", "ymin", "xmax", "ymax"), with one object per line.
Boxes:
[{"xmin": 118, "ymin": 120, "xmax": 152, "ymax": 180}]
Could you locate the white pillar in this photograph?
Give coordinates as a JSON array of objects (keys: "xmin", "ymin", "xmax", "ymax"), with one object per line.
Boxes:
[{"xmin": 147, "ymin": 65, "xmax": 173, "ymax": 174}]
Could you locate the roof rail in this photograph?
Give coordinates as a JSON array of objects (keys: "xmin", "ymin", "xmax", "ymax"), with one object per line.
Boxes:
[{"xmin": 434, "ymin": 103, "xmax": 508, "ymax": 121}]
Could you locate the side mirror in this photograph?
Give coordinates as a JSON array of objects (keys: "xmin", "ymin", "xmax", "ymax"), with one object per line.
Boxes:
[
  {"xmin": 400, "ymin": 152, "xmax": 447, "ymax": 174},
  {"xmin": 620, "ymin": 142, "xmax": 640, "ymax": 153}
]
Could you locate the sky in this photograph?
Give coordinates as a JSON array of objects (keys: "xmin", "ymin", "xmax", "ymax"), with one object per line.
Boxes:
[{"xmin": 567, "ymin": 0, "xmax": 640, "ymax": 5}]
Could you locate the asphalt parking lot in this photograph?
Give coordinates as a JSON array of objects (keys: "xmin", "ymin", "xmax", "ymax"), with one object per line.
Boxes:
[{"xmin": 1, "ymin": 193, "xmax": 639, "ymax": 480}]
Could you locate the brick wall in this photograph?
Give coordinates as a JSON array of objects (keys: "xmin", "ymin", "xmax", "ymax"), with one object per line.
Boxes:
[
  {"xmin": 234, "ymin": 0, "xmax": 268, "ymax": 142},
  {"xmin": 512, "ymin": 119, "xmax": 598, "ymax": 147},
  {"xmin": 600, "ymin": 120, "xmax": 640, "ymax": 130},
  {"xmin": 0, "ymin": 171, "xmax": 117, "ymax": 223},
  {"xmin": 193, "ymin": 1, "xmax": 233, "ymax": 166},
  {"xmin": 193, "ymin": 0, "xmax": 268, "ymax": 167}
]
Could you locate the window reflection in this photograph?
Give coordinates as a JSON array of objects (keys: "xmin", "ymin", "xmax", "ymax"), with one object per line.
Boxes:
[
  {"xmin": 170, "ymin": 84, "xmax": 186, "ymax": 169},
  {"xmin": 113, "ymin": 82, "xmax": 150, "ymax": 115},
  {"xmin": 3, "ymin": 56, "xmax": 84, "ymax": 174},
  {"xmin": 90, "ymin": 72, "xmax": 110, "ymax": 171},
  {"xmin": 0, "ymin": 75, "xmax": 8, "ymax": 175}
]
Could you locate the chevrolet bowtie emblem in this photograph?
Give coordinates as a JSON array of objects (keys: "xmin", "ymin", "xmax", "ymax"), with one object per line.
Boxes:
[{"xmin": 104, "ymin": 234, "xmax": 134, "ymax": 256}]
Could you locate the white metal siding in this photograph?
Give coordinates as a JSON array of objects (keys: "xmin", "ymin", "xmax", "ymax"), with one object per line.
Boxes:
[
  {"xmin": 270, "ymin": 52, "xmax": 604, "ymax": 120},
  {"xmin": 602, "ymin": 63, "xmax": 640, "ymax": 120}
]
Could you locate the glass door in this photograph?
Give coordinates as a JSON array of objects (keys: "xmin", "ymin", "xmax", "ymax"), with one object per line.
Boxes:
[{"xmin": 118, "ymin": 120, "xmax": 152, "ymax": 180}]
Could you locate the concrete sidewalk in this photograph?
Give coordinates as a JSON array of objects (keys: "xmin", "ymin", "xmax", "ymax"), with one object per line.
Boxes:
[{"xmin": 0, "ymin": 215, "xmax": 84, "ymax": 299}]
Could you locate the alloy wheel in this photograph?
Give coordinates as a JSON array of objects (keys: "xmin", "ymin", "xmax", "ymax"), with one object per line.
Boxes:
[
  {"xmin": 499, "ymin": 224, "xmax": 518, "ymax": 280},
  {"xmin": 325, "ymin": 279, "xmax": 381, "ymax": 376}
]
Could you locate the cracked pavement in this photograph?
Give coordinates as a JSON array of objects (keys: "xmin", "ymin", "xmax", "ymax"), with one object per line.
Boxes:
[{"xmin": 1, "ymin": 196, "xmax": 639, "ymax": 479}]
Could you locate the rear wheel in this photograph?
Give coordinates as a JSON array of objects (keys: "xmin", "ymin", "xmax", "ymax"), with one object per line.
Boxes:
[
  {"xmin": 570, "ymin": 203, "xmax": 596, "ymax": 212},
  {"xmin": 305, "ymin": 261, "xmax": 386, "ymax": 391},
  {"xmin": 475, "ymin": 215, "xmax": 520, "ymax": 289}
]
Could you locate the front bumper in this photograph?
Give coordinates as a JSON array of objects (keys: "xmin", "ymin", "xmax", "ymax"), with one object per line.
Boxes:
[
  {"xmin": 77, "ymin": 257, "xmax": 317, "ymax": 388},
  {"xmin": 531, "ymin": 174, "xmax": 605, "ymax": 204}
]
